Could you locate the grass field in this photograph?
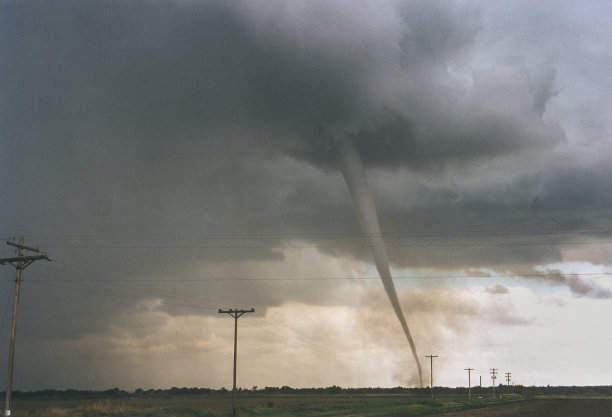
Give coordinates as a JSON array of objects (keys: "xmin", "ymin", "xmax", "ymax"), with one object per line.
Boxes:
[
  {"xmin": 436, "ymin": 398, "xmax": 612, "ymax": 416},
  {"xmin": 8, "ymin": 393, "xmax": 536, "ymax": 417}
]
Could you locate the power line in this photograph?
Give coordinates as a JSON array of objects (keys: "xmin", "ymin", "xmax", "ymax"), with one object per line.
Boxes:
[
  {"xmin": 4, "ymin": 266, "xmax": 371, "ymax": 367},
  {"xmin": 28, "ymin": 263, "xmax": 220, "ymax": 311},
  {"xmin": 15, "ymin": 240, "xmax": 612, "ymax": 250},
  {"xmin": 23, "ymin": 268, "xmax": 612, "ymax": 282},
  {"xmin": 3, "ymin": 261, "xmax": 446, "ymax": 371},
  {"xmin": 20, "ymin": 265, "xmax": 368, "ymax": 371},
  {"xmin": 14, "ymin": 226, "xmax": 612, "ymax": 240},
  {"xmin": 250, "ymin": 316, "xmax": 370, "ymax": 363},
  {"xmin": 7, "ymin": 262, "xmax": 410, "ymax": 369},
  {"xmin": 0, "ymin": 281, "xmax": 14, "ymax": 339},
  {"xmin": 10, "ymin": 228, "xmax": 612, "ymax": 250},
  {"xmin": 12, "ymin": 259, "xmax": 216, "ymax": 313},
  {"xmin": 21, "ymin": 267, "xmax": 364, "ymax": 364}
]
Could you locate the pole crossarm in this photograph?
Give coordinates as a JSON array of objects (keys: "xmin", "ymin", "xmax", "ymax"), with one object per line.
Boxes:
[
  {"xmin": 218, "ymin": 308, "xmax": 255, "ymax": 319},
  {"xmin": 6, "ymin": 241, "xmax": 41, "ymax": 253},
  {"xmin": 0, "ymin": 254, "xmax": 50, "ymax": 268}
]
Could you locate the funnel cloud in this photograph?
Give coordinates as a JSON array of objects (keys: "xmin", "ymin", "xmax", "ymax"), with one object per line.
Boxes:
[{"xmin": 339, "ymin": 139, "xmax": 423, "ymax": 387}]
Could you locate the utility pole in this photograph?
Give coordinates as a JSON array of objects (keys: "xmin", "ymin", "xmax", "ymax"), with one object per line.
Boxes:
[
  {"xmin": 505, "ymin": 372, "xmax": 511, "ymax": 393},
  {"xmin": 490, "ymin": 368, "xmax": 498, "ymax": 399},
  {"xmin": 425, "ymin": 355, "xmax": 438, "ymax": 399},
  {"xmin": 479, "ymin": 375, "xmax": 482, "ymax": 397},
  {"xmin": 464, "ymin": 368, "xmax": 473, "ymax": 400},
  {"xmin": 218, "ymin": 308, "xmax": 254, "ymax": 416},
  {"xmin": 0, "ymin": 238, "xmax": 50, "ymax": 417}
]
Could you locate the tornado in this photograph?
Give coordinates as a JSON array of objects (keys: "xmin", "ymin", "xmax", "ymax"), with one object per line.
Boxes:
[{"xmin": 339, "ymin": 138, "xmax": 423, "ymax": 387}]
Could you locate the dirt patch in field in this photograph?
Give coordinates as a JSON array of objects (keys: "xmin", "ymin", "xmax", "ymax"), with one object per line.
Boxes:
[{"xmin": 431, "ymin": 399, "xmax": 612, "ymax": 417}]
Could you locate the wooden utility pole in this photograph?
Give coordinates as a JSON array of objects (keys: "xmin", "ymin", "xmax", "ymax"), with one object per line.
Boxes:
[
  {"xmin": 0, "ymin": 238, "xmax": 50, "ymax": 417},
  {"xmin": 218, "ymin": 308, "xmax": 254, "ymax": 416},
  {"xmin": 425, "ymin": 355, "xmax": 438, "ymax": 399},
  {"xmin": 464, "ymin": 367, "xmax": 473, "ymax": 400},
  {"xmin": 505, "ymin": 372, "xmax": 511, "ymax": 393},
  {"xmin": 490, "ymin": 368, "xmax": 498, "ymax": 399}
]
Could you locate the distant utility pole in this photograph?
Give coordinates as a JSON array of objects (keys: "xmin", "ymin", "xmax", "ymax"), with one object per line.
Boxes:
[
  {"xmin": 425, "ymin": 355, "xmax": 438, "ymax": 399},
  {"xmin": 479, "ymin": 375, "xmax": 482, "ymax": 397},
  {"xmin": 490, "ymin": 368, "xmax": 498, "ymax": 399},
  {"xmin": 464, "ymin": 368, "xmax": 473, "ymax": 400},
  {"xmin": 0, "ymin": 238, "xmax": 50, "ymax": 417},
  {"xmin": 505, "ymin": 372, "xmax": 511, "ymax": 393},
  {"xmin": 218, "ymin": 308, "xmax": 254, "ymax": 416}
]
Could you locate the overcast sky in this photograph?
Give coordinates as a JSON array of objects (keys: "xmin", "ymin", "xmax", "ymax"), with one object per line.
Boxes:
[{"xmin": 1, "ymin": 0, "xmax": 612, "ymax": 391}]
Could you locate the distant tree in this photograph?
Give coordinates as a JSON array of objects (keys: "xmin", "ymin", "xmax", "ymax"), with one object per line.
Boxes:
[
  {"xmin": 103, "ymin": 388, "xmax": 125, "ymax": 397},
  {"xmin": 326, "ymin": 385, "xmax": 342, "ymax": 394}
]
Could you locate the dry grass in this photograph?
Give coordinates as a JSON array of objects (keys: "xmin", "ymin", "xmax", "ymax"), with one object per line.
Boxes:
[
  {"xmin": 43, "ymin": 408, "xmax": 73, "ymax": 417},
  {"xmin": 78, "ymin": 399, "xmax": 133, "ymax": 414},
  {"xmin": 21, "ymin": 399, "xmax": 137, "ymax": 417}
]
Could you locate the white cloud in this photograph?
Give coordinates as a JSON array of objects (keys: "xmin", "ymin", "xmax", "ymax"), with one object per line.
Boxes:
[{"xmin": 16, "ymin": 276, "xmax": 610, "ymax": 390}]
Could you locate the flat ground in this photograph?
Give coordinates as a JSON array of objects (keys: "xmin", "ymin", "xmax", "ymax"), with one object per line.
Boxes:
[
  {"xmin": 9, "ymin": 395, "xmax": 612, "ymax": 416},
  {"xmin": 432, "ymin": 398, "xmax": 612, "ymax": 417}
]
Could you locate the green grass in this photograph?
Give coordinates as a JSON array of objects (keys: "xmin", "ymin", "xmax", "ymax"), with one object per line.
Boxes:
[{"xmin": 9, "ymin": 394, "xmax": 528, "ymax": 417}]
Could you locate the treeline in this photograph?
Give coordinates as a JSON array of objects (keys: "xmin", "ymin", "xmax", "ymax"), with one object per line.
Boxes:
[
  {"xmin": 5, "ymin": 384, "xmax": 612, "ymax": 400},
  {"xmin": 255, "ymin": 385, "xmax": 612, "ymax": 397},
  {"xmin": 517, "ymin": 385, "xmax": 612, "ymax": 397}
]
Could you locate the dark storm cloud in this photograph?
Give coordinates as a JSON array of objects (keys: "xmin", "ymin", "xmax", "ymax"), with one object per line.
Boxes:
[
  {"xmin": 1, "ymin": 0, "xmax": 612, "ymax": 390},
  {"xmin": 0, "ymin": 0, "xmax": 366, "ymax": 250},
  {"xmin": 2, "ymin": 0, "xmax": 611, "ymax": 274},
  {"xmin": 1, "ymin": 0, "xmax": 610, "ymax": 282},
  {"xmin": 1, "ymin": 0, "xmax": 565, "ymax": 177},
  {"xmin": 1, "ymin": 0, "xmax": 358, "ymax": 151}
]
